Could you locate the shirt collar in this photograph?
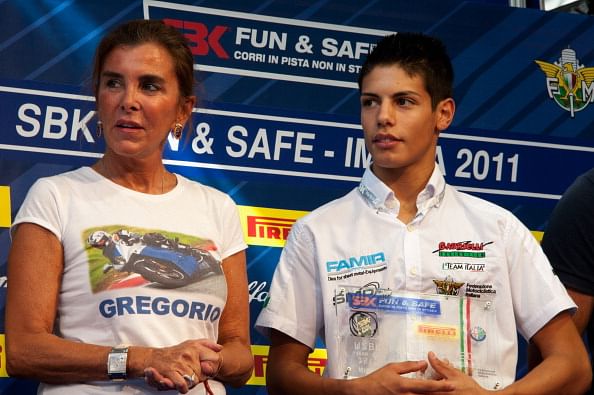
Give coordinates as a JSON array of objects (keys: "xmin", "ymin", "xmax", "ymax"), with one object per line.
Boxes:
[{"xmin": 358, "ymin": 164, "xmax": 446, "ymax": 216}]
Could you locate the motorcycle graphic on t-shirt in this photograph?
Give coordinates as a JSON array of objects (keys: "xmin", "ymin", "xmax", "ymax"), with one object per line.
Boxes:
[{"xmin": 87, "ymin": 229, "xmax": 221, "ymax": 289}]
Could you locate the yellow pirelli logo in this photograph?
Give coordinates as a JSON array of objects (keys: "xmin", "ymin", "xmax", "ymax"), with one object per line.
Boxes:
[
  {"xmin": 0, "ymin": 186, "xmax": 10, "ymax": 228},
  {"xmin": 248, "ymin": 344, "xmax": 327, "ymax": 386},
  {"xmin": 238, "ymin": 206, "xmax": 309, "ymax": 247},
  {"xmin": 0, "ymin": 334, "xmax": 7, "ymax": 377},
  {"xmin": 416, "ymin": 323, "xmax": 458, "ymax": 340}
]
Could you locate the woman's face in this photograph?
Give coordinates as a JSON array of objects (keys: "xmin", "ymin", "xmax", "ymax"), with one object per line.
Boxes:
[{"xmin": 96, "ymin": 42, "xmax": 193, "ymax": 161}]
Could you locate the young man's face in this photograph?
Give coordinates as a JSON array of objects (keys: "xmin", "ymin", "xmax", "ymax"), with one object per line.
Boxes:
[{"xmin": 359, "ymin": 64, "xmax": 454, "ymax": 178}]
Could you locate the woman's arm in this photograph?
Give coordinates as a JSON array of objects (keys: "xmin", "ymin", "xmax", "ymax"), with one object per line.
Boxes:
[
  {"xmin": 213, "ymin": 250, "xmax": 254, "ymax": 386},
  {"xmin": 6, "ymin": 223, "xmax": 114, "ymax": 383},
  {"xmin": 7, "ymin": 223, "xmax": 227, "ymax": 394}
]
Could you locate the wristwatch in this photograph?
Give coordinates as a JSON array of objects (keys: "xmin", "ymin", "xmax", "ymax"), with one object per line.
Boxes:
[{"xmin": 107, "ymin": 346, "xmax": 128, "ymax": 381}]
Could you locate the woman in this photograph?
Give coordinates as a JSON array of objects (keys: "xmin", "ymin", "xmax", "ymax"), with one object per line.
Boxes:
[{"xmin": 6, "ymin": 19, "xmax": 253, "ymax": 394}]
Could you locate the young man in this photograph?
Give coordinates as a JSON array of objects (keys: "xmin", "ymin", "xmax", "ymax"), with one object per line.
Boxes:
[{"xmin": 255, "ymin": 33, "xmax": 591, "ymax": 394}]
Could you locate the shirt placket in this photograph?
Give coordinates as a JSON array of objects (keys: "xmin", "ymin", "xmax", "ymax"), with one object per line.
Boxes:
[{"xmin": 403, "ymin": 215, "xmax": 424, "ymax": 361}]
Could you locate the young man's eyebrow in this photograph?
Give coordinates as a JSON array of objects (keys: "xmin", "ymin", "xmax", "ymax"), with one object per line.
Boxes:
[{"xmin": 360, "ymin": 90, "xmax": 420, "ymax": 98}]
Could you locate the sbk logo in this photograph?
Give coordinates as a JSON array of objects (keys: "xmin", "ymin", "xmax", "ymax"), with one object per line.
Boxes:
[{"xmin": 164, "ymin": 18, "xmax": 229, "ymax": 59}]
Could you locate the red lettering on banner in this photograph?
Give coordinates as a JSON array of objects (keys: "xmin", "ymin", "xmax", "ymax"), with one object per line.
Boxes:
[
  {"xmin": 247, "ymin": 216, "xmax": 295, "ymax": 240},
  {"xmin": 307, "ymin": 357, "xmax": 327, "ymax": 375},
  {"xmin": 252, "ymin": 353, "xmax": 326, "ymax": 378},
  {"xmin": 163, "ymin": 19, "xmax": 229, "ymax": 59},
  {"xmin": 253, "ymin": 354, "xmax": 268, "ymax": 377}
]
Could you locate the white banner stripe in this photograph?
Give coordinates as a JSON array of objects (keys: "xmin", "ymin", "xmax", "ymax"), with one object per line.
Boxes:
[{"xmin": 0, "ymin": 143, "xmax": 562, "ymax": 199}]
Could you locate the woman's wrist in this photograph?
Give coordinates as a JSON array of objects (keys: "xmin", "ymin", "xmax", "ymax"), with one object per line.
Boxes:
[{"xmin": 126, "ymin": 346, "xmax": 153, "ymax": 378}]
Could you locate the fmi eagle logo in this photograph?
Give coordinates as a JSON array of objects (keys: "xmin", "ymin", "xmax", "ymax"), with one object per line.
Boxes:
[{"xmin": 535, "ymin": 48, "xmax": 594, "ymax": 118}]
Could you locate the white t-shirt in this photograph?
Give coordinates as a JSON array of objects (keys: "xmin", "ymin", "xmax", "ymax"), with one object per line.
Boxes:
[
  {"xmin": 256, "ymin": 165, "xmax": 574, "ymax": 390},
  {"xmin": 12, "ymin": 167, "xmax": 247, "ymax": 394}
]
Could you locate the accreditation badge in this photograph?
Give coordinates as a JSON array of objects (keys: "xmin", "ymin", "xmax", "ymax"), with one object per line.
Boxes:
[{"xmin": 334, "ymin": 284, "xmax": 499, "ymax": 388}]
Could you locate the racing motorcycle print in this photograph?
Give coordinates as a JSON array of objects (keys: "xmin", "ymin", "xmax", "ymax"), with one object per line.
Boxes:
[{"xmin": 87, "ymin": 229, "xmax": 221, "ymax": 288}]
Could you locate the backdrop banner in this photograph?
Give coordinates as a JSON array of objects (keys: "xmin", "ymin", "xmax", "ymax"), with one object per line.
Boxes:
[{"xmin": 1, "ymin": 1, "xmax": 593, "ymax": 394}]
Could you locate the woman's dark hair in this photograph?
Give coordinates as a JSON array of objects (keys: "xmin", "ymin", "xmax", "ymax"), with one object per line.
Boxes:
[
  {"xmin": 92, "ymin": 19, "xmax": 195, "ymax": 100},
  {"xmin": 358, "ymin": 33, "xmax": 454, "ymax": 109}
]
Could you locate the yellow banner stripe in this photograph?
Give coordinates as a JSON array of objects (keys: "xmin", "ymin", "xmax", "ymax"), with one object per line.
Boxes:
[
  {"xmin": 238, "ymin": 205, "xmax": 309, "ymax": 247},
  {"xmin": 247, "ymin": 344, "xmax": 327, "ymax": 386},
  {"xmin": 0, "ymin": 335, "xmax": 7, "ymax": 377},
  {"xmin": 0, "ymin": 186, "xmax": 10, "ymax": 228}
]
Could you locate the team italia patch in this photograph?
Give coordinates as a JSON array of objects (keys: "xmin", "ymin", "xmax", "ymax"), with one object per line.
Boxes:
[
  {"xmin": 535, "ymin": 48, "xmax": 594, "ymax": 118},
  {"xmin": 433, "ymin": 241, "xmax": 492, "ymax": 258}
]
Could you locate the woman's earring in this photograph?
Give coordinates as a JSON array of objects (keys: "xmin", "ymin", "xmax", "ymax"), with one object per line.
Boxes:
[
  {"xmin": 173, "ymin": 123, "xmax": 183, "ymax": 140},
  {"xmin": 96, "ymin": 121, "xmax": 103, "ymax": 138}
]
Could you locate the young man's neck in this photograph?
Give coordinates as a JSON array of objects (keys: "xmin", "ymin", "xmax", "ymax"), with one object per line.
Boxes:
[{"xmin": 372, "ymin": 162, "xmax": 435, "ymax": 224}]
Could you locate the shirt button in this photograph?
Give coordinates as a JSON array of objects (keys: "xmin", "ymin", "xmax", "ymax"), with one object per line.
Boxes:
[
  {"xmin": 406, "ymin": 224, "xmax": 414, "ymax": 232},
  {"xmin": 410, "ymin": 267, "xmax": 417, "ymax": 276}
]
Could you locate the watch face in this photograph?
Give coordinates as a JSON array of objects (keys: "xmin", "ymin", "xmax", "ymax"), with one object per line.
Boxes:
[
  {"xmin": 109, "ymin": 354, "xmax": 126, "ymax": 372},
  {"xmin": 108, "ymin": 350, "xmax": 127, "ymax": 379}
]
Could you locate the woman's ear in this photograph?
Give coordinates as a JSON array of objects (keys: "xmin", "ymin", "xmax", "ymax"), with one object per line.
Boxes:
[
  {"xmin": 435, "ymin": 98, "xmax": 455, "ymax": 132},
  {"xmin": 179, "ymin": 95, "xmax": 196, "ymax": 124}
]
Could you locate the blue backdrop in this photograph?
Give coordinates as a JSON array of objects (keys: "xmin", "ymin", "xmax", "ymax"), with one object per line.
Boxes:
[{"xmin": 1, "ymin": 1, "xmax": 593, "ymax": 394}]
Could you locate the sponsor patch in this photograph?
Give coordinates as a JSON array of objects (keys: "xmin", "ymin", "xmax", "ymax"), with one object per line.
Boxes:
[
  {"xmin": 416, "ymin": 323, "xmax": 458, "ymax": 340},
  {"xmin": 470, "ymin": 326, "xmax": 487, "ymax": 342},
  {"xmin": 347, "ymin": 293, "xmax": 441, "ymax": 316},
  {"xmin": 433, "ymin": 241, "xmax": 493, "ymax": 258},
  {"xmin": 433, "ymin": 276, "xmax": 465, "ymax": 296},
  {"xmin": 465, "ymin": 283, "xmax": 497, "ymax": 298},
  {"xmin": 442, "ymin": 262, "xmax": 486, "ymax": 272}
]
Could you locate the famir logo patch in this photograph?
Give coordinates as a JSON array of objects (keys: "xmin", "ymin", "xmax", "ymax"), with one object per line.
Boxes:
[
  {"xmin": 535, "ymin": 48, "xmax": 594, "ymax": 118},
  {"xmin": 326, "ymin": 252, "xmax": 386, "ymax": 273}
]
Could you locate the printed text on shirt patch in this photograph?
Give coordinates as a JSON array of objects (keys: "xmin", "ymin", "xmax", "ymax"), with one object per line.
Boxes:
[
  {"xmin": 325, "ymin": 251, "xmax": 387, "ymax": 281},
  {"xmin": 432, "ymin": 241, "xmax": 493, "ymax": 258}
]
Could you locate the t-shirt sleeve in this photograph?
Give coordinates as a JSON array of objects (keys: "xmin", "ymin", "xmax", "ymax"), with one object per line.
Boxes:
[
  {"xmin": 217, "ymin": 195, "xmax": 247, "ymax": 260},
  {"xmin": 542, "ymin": 171, "xmax": 594, "ymax": 296},
  {"xmin": 255, "ymin": 220, "xmax": 321, "ymax": 350},
  {"xmin": 11, "ymin": 178, "xmax": 63, "ymax": 241}
]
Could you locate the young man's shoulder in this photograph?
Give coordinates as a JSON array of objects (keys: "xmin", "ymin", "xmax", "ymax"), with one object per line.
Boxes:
[
  {"xmin": 298, "ymin": 188, "xmax": 361, "ymax": 225},
  {"xmin": 446, "ymin": 185, "xmax": 514, "ymax": 220}
]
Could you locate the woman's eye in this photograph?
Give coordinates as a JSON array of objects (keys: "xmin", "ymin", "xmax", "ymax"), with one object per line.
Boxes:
[{"xmin": 143, "ymin": 83, "xmax": 160, "ymax": 92}]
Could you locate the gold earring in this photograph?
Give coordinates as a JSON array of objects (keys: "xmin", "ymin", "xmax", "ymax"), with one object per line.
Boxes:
[
  {"xmin": 97, "ymin": 121, "xmax": 103, "ymax": 138},
  {"xmin": 173, "ymin": 123, "xmax": 183, "ymax": 140}
]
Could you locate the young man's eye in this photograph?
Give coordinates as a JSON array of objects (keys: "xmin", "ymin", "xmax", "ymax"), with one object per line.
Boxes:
[
  {"xmin": 361, "ymin": 98, "xmax": 378, "ymax": 107},
  {"xmin": 396, "ymin": 97, "xmax": 413, "ymax": 106},
  {"xmin": 105, "ymin": 79, "xmax": 122, "ymax": 88}
]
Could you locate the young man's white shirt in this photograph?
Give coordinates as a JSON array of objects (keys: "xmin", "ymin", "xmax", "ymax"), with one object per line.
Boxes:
[{"xmin": 256, "ymin": 164, "xmax": 574, "ymax": 390}]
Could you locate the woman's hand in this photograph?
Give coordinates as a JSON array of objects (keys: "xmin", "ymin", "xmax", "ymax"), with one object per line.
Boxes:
[{"xmin": 143, "ymin": 339, "xmax": 222, "ymax": 393}]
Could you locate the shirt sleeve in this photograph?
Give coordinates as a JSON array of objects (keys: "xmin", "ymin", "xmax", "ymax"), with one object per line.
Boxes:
[
  {"xmin": 254, "ymin": 219, "xmax": 322, "ymax": 350},
  {"xmin": 217, "ymin": 195, "xmax": 247, "ymax": 260},
  {"xmin": 11, "ymin": 177, "xmax": 63, "ymax": 241},
  {"xmin": 506, "ymin": 213, "xmax": 576, "ymax": 340}
]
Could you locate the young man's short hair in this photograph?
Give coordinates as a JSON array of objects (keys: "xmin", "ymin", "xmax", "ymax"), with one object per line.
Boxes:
[{"xmin": 358, "ymin": 32, "xmax": 454, "ymax": 109}]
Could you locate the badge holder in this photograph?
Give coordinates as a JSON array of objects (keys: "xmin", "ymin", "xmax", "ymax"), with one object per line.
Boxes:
[{"xmin": 334, "ymin": 285, "xmax": 499, "ymax": 388}]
